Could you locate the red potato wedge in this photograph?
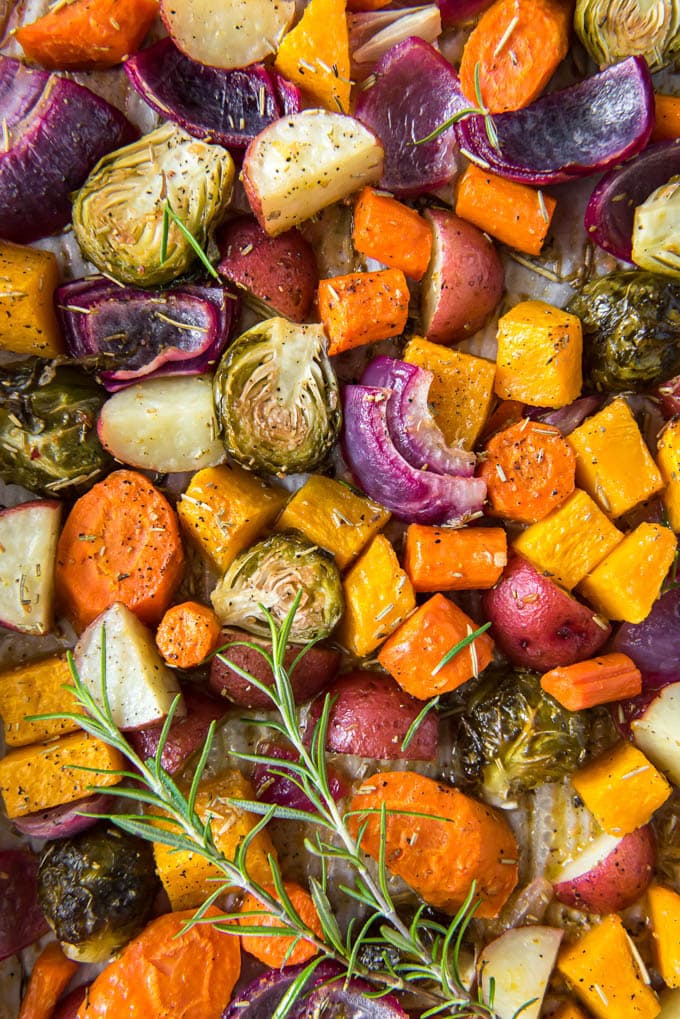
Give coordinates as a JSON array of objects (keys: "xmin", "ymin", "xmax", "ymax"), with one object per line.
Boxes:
[
  {"xmin": 0, "ymin": 499, "xmax": 61, "ymax": 635},
  {"xmin": 217, "ymin": 217, "xmax": 318, "ymax": 323},
  {"xmin": 477, "ymin": 926, "xmax": 563, "ymax": 1019},
  {"xmin": 420, "ymin": 208, "xmax": 504, "ymax": 345},
  {"xmin": 160, "ymin": 0, "xmax": 295, "ymax": 70},
  {"xmin": 127, "ymin": 686, "xmax": 228, "ymax": 774},
  {"xmin": 552, "ymin": 825, "xmax": 656, "ymax": 914},
  {"xmin": 210, "ymin": 626, "xmax": 341, "ymax": 708},
  {"xmin": 482, "ymin": 553, "xmax": 611, "ymax": 671},
  {"xmin": 243, "ymin": 110, "xmax": 384, "ymax": 236},
  {"xmin": 632, "ymin": 682, "xmax": 680, "ymax": 785}
]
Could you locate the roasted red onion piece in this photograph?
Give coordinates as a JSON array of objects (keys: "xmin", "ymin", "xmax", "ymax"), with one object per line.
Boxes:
[
  {"xmin": 526, "ymin": 395, "xmax": 603, "ymax": 435},
  {"xmin": 455, "ymin": 57, "xmax": 654, "ymax": 186},
  {"xmin": 437, "ymin": 0, "xmax": 493, "ymax": 23},
  {"xmin": 252, "ymin": 739, "xmax": 348, "ymax": 812},
  {"xmin": 613, "ymin": 587, "xmax": 680, "ymax": 679},
  {"xmin": 127, "ymin": 687, "xmax": 228, "ymax": 775},
  {"xmin": 12, "ymin": 794, "xmax": 109, "ymax": 839},
  {"xmin": 0, "ymin": 56, "xmax": 134, "ymax": 242},
  {"xmin": 0, "ymin": 849, "xmax": 49, "ymax": 961},
  {"xmin": 659, "ymin": 374, "xmax": 680, "ymax": 419}
]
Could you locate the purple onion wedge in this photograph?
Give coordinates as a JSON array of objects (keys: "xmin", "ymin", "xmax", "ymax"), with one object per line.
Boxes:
[
  {"xmin": 361, "ymin": 356, "xmax": 475, "ymax": 476},
  {"xmin": 0, "ymin": 56, "xmax": 135, "ymax": 242},
  {"xmin": 355, "ymin": 36, "xmax": 467, "ymax": 196},
  {"xmin": 526, "ymin": 395, "xmax": 603, "ymax": 435},
  {"xmin": 125, "ymin": 39, "xmax": 296, "ymax": 149},
  {"xmin": 12, "ymin": 794, "xmax": 109, "ymax": 839},
  {"xmin": 343, "ymin": 385, "xmax": 486, "ymax": 524},
  {"xmin": 585, "ymin": 139, "xmax": 680, "ymax": 262},
  {"xmin": 0, "ymin": 849, "xmax": 49, "ymax": 961},
  {"xmin": 56, "ymin": 276, "xmax": 237, "ymax": 391},
  {"xmin": 455, "ymin": 57, "xmax": 654, "ymax": 186},
  {"xmin": 613, "ymin": 587, "xmax": 680, "ymax": 679},
  {"xmin": 437, "ymin": 0, "xmax": 494, "ymax": 23}
]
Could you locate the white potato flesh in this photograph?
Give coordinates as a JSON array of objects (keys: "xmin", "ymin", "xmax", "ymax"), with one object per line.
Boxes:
[
  {"xmin": 98, "ymin": 375, "xmax": 225, "ymax": 474},
  {"xmin": 243, "ymin": 110, "xmax": 384, "ymax": 236},
  {"xmin": 75, "ymin": 602, "xmax": 184, "ymax": 731},
  {"xmin": 632, "ymin": 683, "xmax": 680, "ymax": 784},
  {"xmin": 477, "ymin": 926, "xmax": 563, "ymax": 1019},
  {"xmin": 160, "ymin": 0, "xmax": 295, "ymax": 69},
  {"xmin": 0, "ymin": 500, "xmax": 60, "ymax": 636}
]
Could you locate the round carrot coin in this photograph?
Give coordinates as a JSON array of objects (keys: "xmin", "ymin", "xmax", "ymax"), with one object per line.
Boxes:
[
  {"xmin": 156, "ymin": 601, "xmax": 222, "ymax": 668},
  {"xmin": 238, "ymin": 882, "xmax": 323, "ymax": 967}
]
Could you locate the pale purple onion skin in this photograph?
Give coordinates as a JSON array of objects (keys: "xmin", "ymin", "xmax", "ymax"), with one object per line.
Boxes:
[
  {"xmin": 342, "ymin": 384, "xmax": 486, "ymax": 524},
  {"xmin": 0, "ymin": 849, "xmax": 49, "ymax": 961},
  {"xmin": 455, "ymin": 56, "xmax": 654, "ymax": 186},
  {"xmin": 613, "ymin": 587, "xmax": 680, "ymax": 678},
  {"xmin": 361, "ymin": 357, "xmax": 476, "ymax": 476},
  {"xmin": 12, "ymin": 793, "xmax": 109, "ymax": 839}
]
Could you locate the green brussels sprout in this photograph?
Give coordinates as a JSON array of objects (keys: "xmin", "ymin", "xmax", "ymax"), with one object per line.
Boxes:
[
  {"xmin": 574, "ymin": 0, "xmax": 680, "ymax": 72},
  {"xmin": 213, "ymin": 318, "xmax": 341, "ymax": 476},
  {"xmin": 568, "ymin": 270, "xmax": 680, "ymax": 391},
  {"xmin": 632, "ymin": 177, "xmax": 680, "ymax": 278},
  {"xmin": 72, "ymin": 123, "xmax": 234, "ymax": 287},
  {"xmin": 211, "ymin": 532, "xmax": 344, "ymax": 643},
  {"xmin": 455, "ymin": 669, "xmax": 590, "ymax": 806},
  {"xmin": 38, "ymin": 824, "xmax": 159, "ymax": 962},
  {"xmin": 0, "ymin": 358, "xmax": 112, "ymax": 496}
]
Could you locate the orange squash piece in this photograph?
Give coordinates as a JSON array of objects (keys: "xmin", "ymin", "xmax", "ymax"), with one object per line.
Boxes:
[
  {"xmin": 275, "ymin": 0, "xmax": 352, "ymax": 112},
  {"xmin": 648, "ymin": 884, "xmax": 680, "ymax": 988}
]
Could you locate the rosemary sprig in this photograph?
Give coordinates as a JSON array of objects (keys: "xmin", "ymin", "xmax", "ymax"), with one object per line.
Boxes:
[
  {"xmin": 160, "ymin": 199, "xmax": 220, "ymax": 280},
  {"xmin": 414, "ymin": 62, "xmax": 500, "ymax": 152}
]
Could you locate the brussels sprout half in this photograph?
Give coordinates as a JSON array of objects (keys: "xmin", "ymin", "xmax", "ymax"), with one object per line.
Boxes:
[
  {"xmin": 211, "ymin": 532, "xmax": 344, "ymax": 644},
  {"xmin": 72, "ymin": 123, "xmax": 234, "ymax": 287},
  {"xmin": 632, "ymin": 176, "xmax": 680, "ymax": 278},
  {"xmin": 213, "ymin": 318, "xmax": 341, "ymax": 476},
  {"xmin": 575, "ymin": 0, "xmax": 680, "ymax": 73}
]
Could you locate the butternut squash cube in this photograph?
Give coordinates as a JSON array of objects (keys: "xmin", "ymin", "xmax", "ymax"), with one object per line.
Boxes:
[
  {"xmin": 658, "ymin": 418, "xmax": 680, "ymax": 532},
  {"xmin": 649, "ymin": 885, "xmax": 680, "ymax": 988},
  {"xmin": 0, "ymin": 654, "xmax": 80, "ymax": 746},
  {"xmin": 552, "ymin": 1001, "xmax": 591, "ymax": 1019},
  {"xmin": 513, "ymin": 489, "xmax": 623, "ymax": 590},
  {"xmin": 178, "ymin": 464, "xmax": 287, "ymax": 573},
  {"xmin": 0, "ymin": 241, "xmax": 63, "ymax": 356},
  {"xmin": 274, "ymin": 0, "xmax": 351, "ymax": 113},
  {"xmin": 0, "ymin": 731, "xmax": 123, "ymax": 818},
  {"xmin": 571, "ymin": 741, "xmax": 671, "ymax": 836},
  {"xmin": 337, "ymin": 534, "xmax": 416, "ymax": 657},
  {"xmin": 568, "ymin": 398, "xmax": 664, "ymax": 518},
  {"xmin": 495, "ymin": 300, "xmax": 582, "ymax": 408},
  {"xmin": 153, "ymin": 769, "xmax": 275, "ymax": 910},
  {"xmin": 403, "ymin": 335, "xmax": 496, "ymax": 449},
  {"xmin": 275, "ymin": 475, "xmax": 390, "ymax": 569},
  {"xmin": 557, "ymin": 914, "xmax": 660, "ymax": 1019},
  {"xmin": 579, "ymin": 522, "xmax": 677, "ymax": 623}
]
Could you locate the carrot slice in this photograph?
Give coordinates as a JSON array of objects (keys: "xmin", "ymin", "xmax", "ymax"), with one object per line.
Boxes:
[
  {"xmin": 652, "ymin": 93, "xmax": 680, "ymax": 141},
  {"xmin": 459, "ymin": 0, "xmax": 572, "ymax": 113},
  {"xmin": 404, "ymin": 524, "xmax": 507, "ymax": 592},
  {"xmin": 318, "ymin": 268, "xmax": 409, "ymax": 356},
  {"xmin": 18, "ymin": 942, "xmax": 78, "ymax": 1019},
  {"xmin": 541, "ymin": 652, "xmax": 642, "ymax": 711},
  {"xmin": 16, "ymin": 0, "xmax": 158, "ymax": 71},
  {"xmin": 56, "ymin": 469, "xmax": 185, "ymax": 633},
  {"xmin": 238, "ymin": 883, "xmax": 323, "ymax": 967},
  {"xmin": 456, "ymin": 163, "xmax": 556, "ymax": 256},
  {"xmin": 155, "ymin": 601, "xmax": 222, "ymax": 669},
  {"xmin": 352, "ymin": 188, "xmax": 433, "ymax": 281},
  {"xmin": 478, "ymin": 418, "xmax": 576, "ymax": 523}
]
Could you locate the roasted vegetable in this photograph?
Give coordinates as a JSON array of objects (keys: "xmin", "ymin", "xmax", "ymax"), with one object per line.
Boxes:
[
  {"xmin": 38, "ymin": 825, "xmax": 159, "ymax": 963},
  {"xmin": 574, "ymin": 0, "xmax": 680, "ymax": 73},
  {"xmin": 211, "ymin": 532, "xmax": 344, "ymax": 643},
  {"xmin": 568, "ymin": 270, "xmax": 680, "ymax": 391},
  {"xmin": 0, "ymin": 358, "xmax": 111, "ymax": 496},
  {"xmin": 632, "ymin": 176, "xmax": 680, "ymax": 277},
  {"xmin": 72, "ymin": 123, "xmax": 234, "ymax": 287},
  {"xmin": 456, "ymin": 668, "xmax": 590, "ymax": 804},
  {"xmin": 213, "ymin": 318, "xmax": 341, "ymax": 475}
]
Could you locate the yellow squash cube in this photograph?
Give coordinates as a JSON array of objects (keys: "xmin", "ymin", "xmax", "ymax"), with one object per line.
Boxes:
[
  {"xmin": 579, "ymin": 522, "xmax": 677, "ymax": 623},
  {"xmin": 0, "ymin": 655, "xmax": 80, "ymax": 747},
  {"xmin": 513, "ymin": 489, "xmax": 623, "ymax": 590},
  {"xmin": 568, "ymin": 398, "xmax": 664, "ymax": 517},
  {"xmin": 178, "ymin": 464, "xmax": 287, "ymax": 574},
  {"xmin": 403, "ymin": 335, "xmax": 496, "ymax": 449},
  {"xmin": 658, "ymin": 418, "xmax": 680, "ymax": 532},
  {"xmin": 274, "ymin": 0, "xmax": 351, "ymax": 113},
  {"xmin": 276, "ymin": 475, "xmax": 390, "ymax": 569},
  {"xmin": 571, "ymin": 741, "xmax": 671, "ymax": 836},
  {"xmin": 649, "ymin": 885, "xmax": 680, "ymax": 988},
  {"xmin": 0, "ymin": 240, "xmax": 63, "ymax": 356},
  {"xmin": 495, "ymin": 300, "xmax": 582, "ymax": 408},
  {"xmin": 337, "ymin": 534, "xmax": 416, "ymax": 658}
]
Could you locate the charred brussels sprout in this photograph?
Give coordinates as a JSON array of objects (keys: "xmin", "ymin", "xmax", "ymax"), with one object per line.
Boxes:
[
  {"xmin": 72, "ymin": 123, "xmax": 234, "ymax": 287},
  {"xmin": 0, "ymin": 359, "xmax": 112, "ymax": 496},
  {"xmin": 456, "ymin": 669, "xmax": 589, "ymax": 806},
  {"xmin": 213, "ymin": 318, "xmax": 341, "ymax": 476},
  {"xmin": 574, "ymin": 0, "xmax": 680, "ymax": 72},
  {"xmin": 211, "ymin": 532, "xmax": 344, "ymax": 643},
  {"xmin": 568, "ymin": 270, "xmax": 680, "ymax": 391},
  {"xmin": 38, "ymin": 824, "xmax": 159, "ymax": 962},
  {"xmin": 632, "ymin": 177, "xmax": 680, "ymax": 278}
]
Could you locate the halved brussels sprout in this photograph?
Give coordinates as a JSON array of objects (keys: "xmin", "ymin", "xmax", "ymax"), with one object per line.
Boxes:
[
  {"xmin": 72, "ymin": 123, "xmax": 234, "ymax": 287},
  {"xmin": 574, "ymin": 0, "xmax": 680, "ymax": 72},
  {"xmin": 211, "ymin": 532, "xmax": 344, "ymax": 643},
  {"xmin": 632, "ymin": 176, "xmax": 680, "ymax": 278},
  {"xmin": 213, "ymin": 318, "xmax": 341, "ymax": 476}
]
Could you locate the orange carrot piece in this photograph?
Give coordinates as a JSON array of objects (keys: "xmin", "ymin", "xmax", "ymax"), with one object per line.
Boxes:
[
  {"xmin": 541, "ymin": 652, "xmax": 642, "ymax": 711},
  {"xmin": 352, "ymin": 188, "xmax": 433, "ymax": 281},
  {"xmin": 238, "ymin": 883, "xmax": 323, "ymax": 967},
  {"xmin": 155, "ymin": 601, "xmax": 222, "ymax": 669},
  {"xmin": 377, "ymin": 593, "xmax": 494, "ymax": 698},
  {"xmin": 56, "ymin": 469, "xmax": 185, "ymax": 633},
  {"xmin": 404, "ymin": 524, "xmax": 507, "ymax": 592},
  {"xmin": 456, "ymin": 164, "xmax": 556, "ymax": 256},
  {"xmin": 318, "ymin": 268, "xmax": 409, "ymax": 356},
  {"xmin": 16, "ymin": 0, "xmax": 158, "ymax": 70},
  {"xmin": 478, "ymin": 418, "xmax": 576, "ymax": 523},
  {"xmin": 18, "ymin": 942, "xmax": 78, "ymax": 1019},
  {"xmin": 652, "ymin": 93, "xmax": 680, "ymax": 141},
  {"xmin": 459, "ymin": 0, "xmax": 572, "ymax": 113}
]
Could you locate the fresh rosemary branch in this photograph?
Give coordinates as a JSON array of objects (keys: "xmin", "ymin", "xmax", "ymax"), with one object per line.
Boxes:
[
  {"xmin": 160, "ymin": 199, "xmax": 220, "ymax": 280},
  {"xmin": 415, "ymin": 62, "xmax": 500, "ymax": 153}
]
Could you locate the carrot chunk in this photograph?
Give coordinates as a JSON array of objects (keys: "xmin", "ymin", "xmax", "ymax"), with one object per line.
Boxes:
[
  {"xmin": 155, "ymin": 601, "xmax": 222, "ymax": 669},
  {"xmin": 318, "ymin": 268, "xmax": 409, "ymax": 356},
  {"xmin": 456, "ymin": 164, "xmax": 556, "ymax": 256},
  {"xmin": 18, "ymin": 942, "xmax": 78, "ymax": 1019},
  {"xmin": 540, "ymin": 652, "xmax": 642, "ymax": 711},
  {"xmin": 352, "ymin": 188, "xmax": 433, "ymax": 281},
  {"xmin": 404, "ymin": 524, "xmax": 507, "ymax": 592},
  {"xmin": 652, "ymin": 94, "xmax": 680, "ymax": 141},
  {"xmin": 238, "ymin": 883, "xmax": 323, "ymax": 967}
]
